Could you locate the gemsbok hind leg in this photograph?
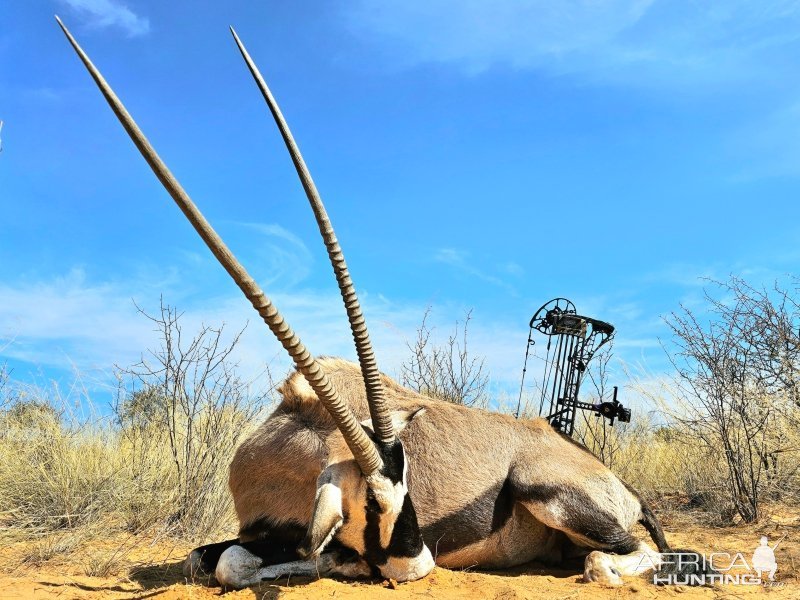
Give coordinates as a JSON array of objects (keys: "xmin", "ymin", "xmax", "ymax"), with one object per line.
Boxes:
[
  {"xmin": 515, "ymin": 481, "xmax": 665, "ymax": 585},
  {"xmin": 582, "ymin": 502, "xmax": 667, "ymax": 583}
]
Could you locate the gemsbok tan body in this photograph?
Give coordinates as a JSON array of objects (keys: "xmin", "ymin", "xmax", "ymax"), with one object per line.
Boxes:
[
  {"xmin": 226, "ymin": 358, "xmax": 666, "ymax": 580},
  {"xmin": 57, "ymin": 18, "xmax": 707, "ymax": 589}
]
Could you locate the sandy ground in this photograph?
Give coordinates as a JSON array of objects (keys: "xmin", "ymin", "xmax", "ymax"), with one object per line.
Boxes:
[{"xmin": 1, "ymin": 508, "xmax": 798, "ymax": 600}]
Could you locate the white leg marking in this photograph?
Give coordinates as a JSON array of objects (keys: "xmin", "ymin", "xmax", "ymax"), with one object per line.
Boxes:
[
  {"xmin": 256, "ymin": 554, "xmax": 373, "ymax": 581},
  {"xmin": 584, "ymin": 551, "xmax": 624, "ymax": 585},
  {"xmin": 216, "ymin": 545, "xmax": 264, "ymax": 588},
  {"xmin": 583, "ymin": 543, "xmax": 662, "ymax": 585},
  {"xmin": 254, "ymin": 559, "xmax": 328, "ymax": 580},
  {"xmin": 215, "ymin": 546, "xmax": 374, "ymax": 588}
]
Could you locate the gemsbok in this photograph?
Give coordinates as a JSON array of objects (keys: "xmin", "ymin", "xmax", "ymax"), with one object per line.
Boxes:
[{"xmin": 57, "ymin": 18, "xmax": 707, "ymax": 589}]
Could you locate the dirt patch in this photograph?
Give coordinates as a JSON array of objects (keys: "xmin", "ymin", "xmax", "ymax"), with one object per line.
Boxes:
[{"xmin": 1, "ymin": 511, "xmax": 798, "ymax": 599}]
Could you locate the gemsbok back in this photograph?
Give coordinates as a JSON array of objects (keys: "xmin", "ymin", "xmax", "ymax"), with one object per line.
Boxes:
[{"xmin": 57, "ymin": 18, "xmax": 708, "ymax": 589}]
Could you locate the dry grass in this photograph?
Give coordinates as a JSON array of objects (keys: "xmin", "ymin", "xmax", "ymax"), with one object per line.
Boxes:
[
  {"xmin": 573, "ymin": 388, "xmax": 800, "ymax": 525},
  {"xmin": 17, "ymin": 531, "xmax": 86, "ymax": 568},
  {"xmin": 0, "ymin": 306, "xmax": 274, "ymax": 580},
  {"xmin": 1, "ymin": 368, "xmax": 798, "ymax": 580},
  {"xmin": 0, "ymin": 379, "xmax": 267, "ymax": 577}
]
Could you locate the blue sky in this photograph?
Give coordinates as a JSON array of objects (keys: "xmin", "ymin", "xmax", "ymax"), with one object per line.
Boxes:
[{"xmin": 2, "ymin": 1, "xmax": 800, "ymax": 408}]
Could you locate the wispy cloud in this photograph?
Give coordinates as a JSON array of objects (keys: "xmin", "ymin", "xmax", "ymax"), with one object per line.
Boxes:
[
  {"xmin": 21, "ymin": 87, "xmax": 63, "ymax": 103},
  {"xmin": 235, "ymin": 223, "xmax": 314, "ymax": 289},
  {"xmin": 4, "ymin": 266, "xmax": 712, "ymax": 412},
  {"xmin": 344, "ymin": 1, "xmax": 800, "ymax": 86},
  {"xmin": 0, "ymin": 267, "xmax": 351, "ymax": 386},
  {"xmin": 434, "ymin": 247, "xmax": 520, "ymax": 295},
  {"xmin": 58, "ymin": 0, "xmax": 150, "ymax": 38},
  {"xmin": 347, "ymin": 0, "xmax": 651, "ymax": 74},
  {"xmin": 727, "ymin": 101, "xmax": 800, "ymax": 180},
  {"xmin": 0, "ymin": 268, "xmax": 155, "ymax": 375},
  {"xmin": 0, "ymin": 268, "xmax": 531, "ymax": 396},
  {"xmin": 641, "ymin": 262, "xmax": 726, "ymax": 288}
]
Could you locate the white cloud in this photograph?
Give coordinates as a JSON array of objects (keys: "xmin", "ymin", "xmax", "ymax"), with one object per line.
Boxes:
[
  {"xmin": 434, "ymin": 247, "xmax": 518, "ymax": 295},
  {"xmin": 0, "ymin": 269, "xmax": 529, "ymax": 397},
  {"xmin": 235, "ymin": 222, "xmax": 314, "ymax": 288},
  {"xmin": 727, "ymin": 102, "xmax": 800, "ymax": 180},
  {"xmin": 0, "ymin": 268, "xmax": 155, "ymax": 377},
  {"xmin": 5, "ymin": 267, "xmax": 702, "ymax": 406},
  {"xmin": 344, "ymin": 1, "xmax": 800, "ymax": 86},
  {"xmin": 58, "ymin": 0, "xmax": 150, "ymax": 38},
  {"xmin": 347, "ymin": 0, "xmax": 651, "ymax": 73}
]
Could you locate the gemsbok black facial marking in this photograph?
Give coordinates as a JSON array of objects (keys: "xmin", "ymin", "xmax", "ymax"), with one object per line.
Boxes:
[
  {"xmin": 363, "ymin": 440, "xmax": 425, "ymax": 567},
  {"xmin": 357, "ymin": 409, "xmax": 433, "ymax": 581}
]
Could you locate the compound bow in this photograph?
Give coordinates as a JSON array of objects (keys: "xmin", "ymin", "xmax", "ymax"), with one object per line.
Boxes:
[{"xmin": 516, "ymin": 297, "xmax": 631, "ymax": 436}]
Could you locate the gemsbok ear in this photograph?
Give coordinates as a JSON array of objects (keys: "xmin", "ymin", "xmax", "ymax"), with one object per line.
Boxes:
[
  {"xmin": 391, "ymin": 407, "xmax": 426, "ymax": 434},
  {"xmin": 360, "ymin": 408, "xmax": 426, "ymax": 439}
]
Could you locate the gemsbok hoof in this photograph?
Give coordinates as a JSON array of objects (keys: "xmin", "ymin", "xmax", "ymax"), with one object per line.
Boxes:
[{"xmin": 583, "ymin": 551, "xmax": 624, "ymax": 586}]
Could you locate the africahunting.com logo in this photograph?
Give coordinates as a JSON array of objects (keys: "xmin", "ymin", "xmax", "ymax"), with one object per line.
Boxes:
[{"xmin": 640, "ymin": 536, "xmax": 787, "ymax": 587}]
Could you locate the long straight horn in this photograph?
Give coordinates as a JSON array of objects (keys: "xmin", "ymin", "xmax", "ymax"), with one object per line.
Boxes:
[
  {"xmin": 230, "ymin": 28, "xmax": 395, "ymax": 445},
  {"xmin": 55, "ymin": 16, "xmax": 383, "ymax": 475}
]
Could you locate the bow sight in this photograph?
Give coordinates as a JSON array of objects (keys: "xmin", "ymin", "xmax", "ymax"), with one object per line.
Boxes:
[{"xmin": 516, "ymin": 298, "xmax": 631, "ymax": 435}]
